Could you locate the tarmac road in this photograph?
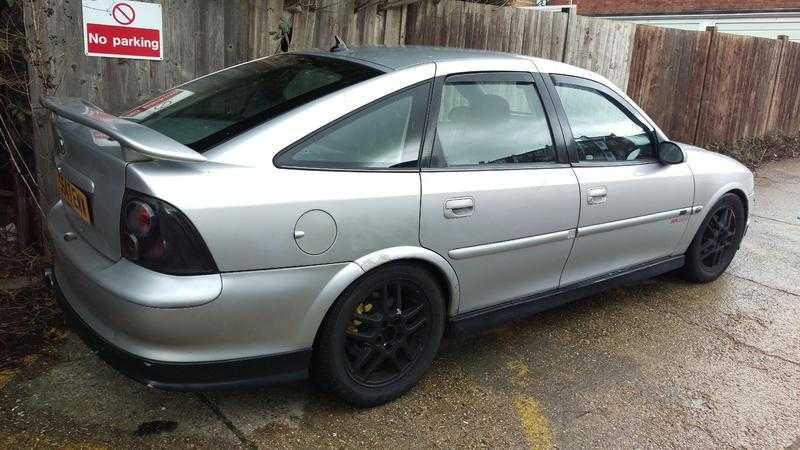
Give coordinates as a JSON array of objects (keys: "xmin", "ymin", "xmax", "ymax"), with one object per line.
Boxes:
[{"xmin": 1, "ymin": 159, "xmax": 799, "ymax": 449}]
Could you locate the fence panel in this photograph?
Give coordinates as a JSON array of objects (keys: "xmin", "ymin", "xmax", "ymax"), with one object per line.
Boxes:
[
  {"xmin": 627, "ymin": 25, "xmax": 712, "ymax": 143},
  {"xmin": 21, "ymin": 0, "xmax": 800, "ymax": 217},
  {"xmin": 404, "ymin": 0, "xmax": 567, "ymax": 61},
  {"xmin": 563, "ymin": 14, "xmax": 636, "ymax": 91},
  {"xmin": 27, "ymin": 0, "xmax": 289, "ymax": 114},
  {"xmin": 23, "ymin": 0, "xmax": 401, "ymax": 210},
  {"xmin": 767, "ymin": 40, "xmax": 800, "ymax": 134},
  {"xmin": 695, "ymin": 32, "xmax": 783, "ymax": 145},
  {"xmin": 289, "ymin": 0, "xmax": 407, "ymax": 51}
]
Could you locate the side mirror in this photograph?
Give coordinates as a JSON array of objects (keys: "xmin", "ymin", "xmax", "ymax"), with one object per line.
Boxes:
[{"xmin": 658, "ymin": 141, "xmax": 684, "ymax": 164}]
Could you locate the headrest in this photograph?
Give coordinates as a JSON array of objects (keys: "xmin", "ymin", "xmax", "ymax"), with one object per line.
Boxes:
[
  {"xmin": 480, "ymin": 94, "xmax": 510, "ymax": 117},
  {"xmin": 448, "ymin": 106, "xmax": 471, "ymax": 122}
]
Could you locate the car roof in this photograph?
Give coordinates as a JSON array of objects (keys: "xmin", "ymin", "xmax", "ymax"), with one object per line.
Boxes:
[
  {"xmin": 297, "ymin": 45, "xmax": 667, "ymax": 143},
  {"xmin": 300, "ymin": 45, "xmax": 600, "ymax": 81},
  {"xmin": 304, "ymin": 46, "xmax": 527, "ymax": 70}
]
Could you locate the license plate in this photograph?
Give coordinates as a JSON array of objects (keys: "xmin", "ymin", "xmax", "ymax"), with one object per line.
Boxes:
[{"xmin": 58, "ymin": 173, "xmax": 92, "ymax": 224}]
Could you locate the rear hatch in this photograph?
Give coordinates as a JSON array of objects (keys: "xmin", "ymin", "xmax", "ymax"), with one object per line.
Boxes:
[
  {"xmin": 45, "ymin": 98, "xmax": 207, "ymax": 261},
  {"xmin": 45, "ymin": 54, "xmax": 381, "ymax": 260}
]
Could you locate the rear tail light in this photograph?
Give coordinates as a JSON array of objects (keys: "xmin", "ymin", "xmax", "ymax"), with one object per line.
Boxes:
[
  {"xmin": 125, "ymin": 200, "xmax": 157, "ymax": 237},
  {"xmin": 120, "ymin": 190, "xmax": 217, "ymax": 275}
]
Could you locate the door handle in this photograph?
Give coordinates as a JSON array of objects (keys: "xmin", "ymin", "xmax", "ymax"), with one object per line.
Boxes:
[
  {"xmin": 587, "ymin": 187, "xmax": 607, "ymax": 205},
  {"xmin": 444, "ymin": 197, "xmax": 474, "ymax": 218}
]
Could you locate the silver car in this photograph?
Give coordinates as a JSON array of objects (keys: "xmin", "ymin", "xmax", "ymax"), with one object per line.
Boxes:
[{"xmin": 44, "ymin": 47, "xmax": 754, "ymax": 406}]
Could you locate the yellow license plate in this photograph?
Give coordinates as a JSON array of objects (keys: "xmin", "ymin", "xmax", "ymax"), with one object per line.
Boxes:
[{"xmin": 58, "ymin": 173, "xmax": 92, "ymax": 224}]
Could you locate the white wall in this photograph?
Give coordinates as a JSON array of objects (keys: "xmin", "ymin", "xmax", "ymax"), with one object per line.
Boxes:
[{"xmin": 613, "ymin": 13, "xmax": 800, "ymax": 42}]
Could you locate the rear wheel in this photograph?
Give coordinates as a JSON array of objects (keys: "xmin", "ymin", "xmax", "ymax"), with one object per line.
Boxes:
[
  {"xmin": 312, "ymin": 263, "xmax": 445, "ymax": 407},
  {"xmin": 683, "ymin": 193, "xmax": 746, "ymax": 283}
]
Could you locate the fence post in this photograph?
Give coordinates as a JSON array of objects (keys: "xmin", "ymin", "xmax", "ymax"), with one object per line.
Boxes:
[
  {"xmin": 13, "ymin": 171, "xmax": 31, "ymax": 251},
  {"xmin": 764, "ymin": 35, "xmax": 790, "ymax": 134},
  {"xmin": 692, "ymin": 26, "xmax": 717, "ymax": 146},
  {"xmin": 560, "ymin": 6, "xmax": 576, "ymax": 63}
]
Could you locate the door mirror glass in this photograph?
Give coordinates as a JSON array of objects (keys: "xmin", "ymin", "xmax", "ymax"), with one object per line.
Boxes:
[{"xmin": 658, "ymin": 141, "xmax": 684, "ymax": 164}]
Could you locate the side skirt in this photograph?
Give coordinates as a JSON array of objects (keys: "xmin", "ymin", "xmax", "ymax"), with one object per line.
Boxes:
[{"xmin": 448, "ymin": 255, "xmax": 685, "ymax": 335}]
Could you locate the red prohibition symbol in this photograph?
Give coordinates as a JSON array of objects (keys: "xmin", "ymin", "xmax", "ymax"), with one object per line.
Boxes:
[{"xmin": 111, "ymin": 3, "xmax": 136, "ymax": 25}]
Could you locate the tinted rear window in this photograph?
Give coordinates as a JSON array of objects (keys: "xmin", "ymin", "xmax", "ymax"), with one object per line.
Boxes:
[{"xmin": 121, "ymin": 54, "xmax": 382, "ymax": 152}]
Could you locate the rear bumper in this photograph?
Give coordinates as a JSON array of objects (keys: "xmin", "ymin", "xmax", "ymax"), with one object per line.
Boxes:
[
  {"xmin": 49, "ymin": 268, "xmax": 310, "ymax": 390},
  {"xmin": 47, "ymin": 201, "xmax": 362, "ymax": 390}
]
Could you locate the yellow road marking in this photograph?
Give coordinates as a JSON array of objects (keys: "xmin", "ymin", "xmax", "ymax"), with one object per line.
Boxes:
[
  {"xmin": 0, "ymin": 369, "xmax": 17, "ymax": 391},
  {"xmin": 506, "ymin": 359, "xmax": 530, "ymax": 384},
  {"xmin": 513, "ymin": 395, "xmax": 554, "ymax": 450}
]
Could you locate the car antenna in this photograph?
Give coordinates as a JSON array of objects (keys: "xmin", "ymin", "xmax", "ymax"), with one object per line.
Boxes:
[{"xmin": 330, "ymin": 35, "xmax": 349, "ymax": 53}]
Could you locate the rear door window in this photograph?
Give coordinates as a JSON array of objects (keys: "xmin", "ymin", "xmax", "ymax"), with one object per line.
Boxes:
[
  {"xmin": 122, "ymin": 54, "xmax": 382, "ymax": 152},
  {"xmin": 432, "ymin": 75, "xmax": 556, "ymax": 168}
]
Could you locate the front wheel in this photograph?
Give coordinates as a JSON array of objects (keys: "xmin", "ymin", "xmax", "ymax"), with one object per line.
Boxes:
[
  {"xmin": 683, "ymin": 193, "xmax": 746, "ymax": 283},
  {"xmin": 312, "ymin": 263, "xmax": 445, "ymax": 407}
]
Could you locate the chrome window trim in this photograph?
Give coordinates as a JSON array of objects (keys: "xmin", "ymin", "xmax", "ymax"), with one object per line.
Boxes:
[
  {"xmin": 448, "ymin": 229, "xmax": 576, "ymax": 260},
  {"xmin": 421, "ymin": 162, "xmax": 571, "ymax": 172},
  {"xmin": 570, "ymin": 160, "xmax": 659, "ymax": 168},
  {"xmin": 576, "ymin": 207, "xmax": 692, "ymax": 238}
]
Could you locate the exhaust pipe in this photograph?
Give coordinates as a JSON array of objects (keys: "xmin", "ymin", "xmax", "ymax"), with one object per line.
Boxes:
[{"xmin": 43, "ymin": 267, "xmax": 54, "ymax": 289}]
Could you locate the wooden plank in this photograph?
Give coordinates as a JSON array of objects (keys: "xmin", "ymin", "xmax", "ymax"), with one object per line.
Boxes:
[
  {"xmin": 13, "ymin": 172, "xmax": 30, "ymax": 250},
  {"xmin": 383, "ymin": 6, "xmax": 403, "ymax": 46},
  {"xmin": 399, "ymin": 5, "xmax": 408, "ymax": 44},
  {"xmin": 197, "ymin": 0, "xmax": 225, "ymax": 76},
  {"xmin": 23, "ymin": 0, "xmax": 61, "ymax": 212},
  {"xmin": 249, "ymin": 0, "xmax": 284, "ymax": 58},
  {"xmin": 767, "ymin": 40, "xmax": 800, "ymax": 133},
  {"xmin": 695, "ymin": 32, "xmax": 783, "ymax": 145},
  {"xmin": 507, "ymin": 8, "xmax": 525, "ymax": 55},
  {"xmin": 563, "ymin": 14, "xmax": 635, "ymax": 90}
]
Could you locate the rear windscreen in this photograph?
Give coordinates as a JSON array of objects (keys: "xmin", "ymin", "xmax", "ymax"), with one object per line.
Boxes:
[{"xmin": 121, "ymin": 54, "xmax": 383, "ymax": 152}]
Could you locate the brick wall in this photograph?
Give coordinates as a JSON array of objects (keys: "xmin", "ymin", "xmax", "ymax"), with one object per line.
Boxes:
[{"xmin": 545, "ymin": 0, "xmax": 800, "ymax": 16}]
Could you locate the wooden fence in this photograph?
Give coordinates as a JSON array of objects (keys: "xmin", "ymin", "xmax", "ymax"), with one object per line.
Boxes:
[
  {"xmin": 404, "ymin": 0, "xmax": 800, "ymax": 146},
  {"xmin": 22, "ymin": 0, "xmax": 405, "ymax": 208},
  {"xmin": 629, "ymin": 25, "xmax": 800, "ymax": 145},
  {"xmin": 21, "ymin": 0, "xmax": 800, "ymax": 212}
]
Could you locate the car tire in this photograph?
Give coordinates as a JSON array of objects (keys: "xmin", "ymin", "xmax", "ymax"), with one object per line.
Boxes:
[
  {"xmin": 311, "ymin": 263, "xmax": 446, "ymax": 407},
  {"xmin": 683, "ymin": 193, "xmax": 746, "ymax": 283}
]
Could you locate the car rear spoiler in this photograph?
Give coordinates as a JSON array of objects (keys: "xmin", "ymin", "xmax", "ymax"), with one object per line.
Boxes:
[{"xmin": 42, "ymin": 97, "xmax": 207, "ymax": 163}]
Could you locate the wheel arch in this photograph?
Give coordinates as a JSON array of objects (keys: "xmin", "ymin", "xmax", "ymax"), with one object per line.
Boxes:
[
  {"xmin": 353, "ymin": 246, "xmax": 460, "ymax": 317},
  {"xmin": 727, "ymin": 188, "xmax": 749, "ymax": 220},
  {"xmin": 297, "ymin": 246, "xmax": 460, "ymax": 348},
  {"xmin": 674, "ymin": 182, "xmax": 751, "ymax": 255}
]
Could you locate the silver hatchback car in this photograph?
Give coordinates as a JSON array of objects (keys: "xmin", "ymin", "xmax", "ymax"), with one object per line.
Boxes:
[{"xmin": 45, "ymin": 46, "xmax": 754, "ymax": 406}]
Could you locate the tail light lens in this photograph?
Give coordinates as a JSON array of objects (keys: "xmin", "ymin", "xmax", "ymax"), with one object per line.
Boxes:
[{"xmin": 120, "ymin": 190, "xmax": 217, "ymax": 275}]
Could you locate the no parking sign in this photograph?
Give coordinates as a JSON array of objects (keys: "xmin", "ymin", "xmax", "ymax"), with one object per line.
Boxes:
[{"xmin": 82, "ymin": 0, "xmax": 163, "ymax": 60}]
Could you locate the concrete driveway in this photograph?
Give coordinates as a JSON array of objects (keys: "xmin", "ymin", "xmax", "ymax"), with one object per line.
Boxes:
[{"xmin": 2, "ymin": 159, "xmax": 799, "ymax": 449}]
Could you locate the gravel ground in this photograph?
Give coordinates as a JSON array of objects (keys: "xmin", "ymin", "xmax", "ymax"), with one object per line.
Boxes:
[{"xmin": 0, "ymin": 159, "xmax": 798, "ymax": 449}]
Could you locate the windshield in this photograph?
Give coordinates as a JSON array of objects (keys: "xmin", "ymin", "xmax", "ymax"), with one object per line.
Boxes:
[{"xmin": 121, "ymin": 54, "xmax": 382, "ymax": 152}]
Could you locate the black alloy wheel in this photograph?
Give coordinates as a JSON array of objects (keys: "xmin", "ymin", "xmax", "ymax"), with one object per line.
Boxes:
[
  {"xmin": 698, "ymin": 205, "xmax": 738, "ymax": 271},
  {"xmin": 683, "ymin": 193, "xmax": 746, "ymax": 283},
  {"xmin": 312, "ymin": 263, "xmax": 445, "ymax": 407},
  {"xmin": 344, "ymin": 280, "xmax": 431, "ymax": 387}
]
